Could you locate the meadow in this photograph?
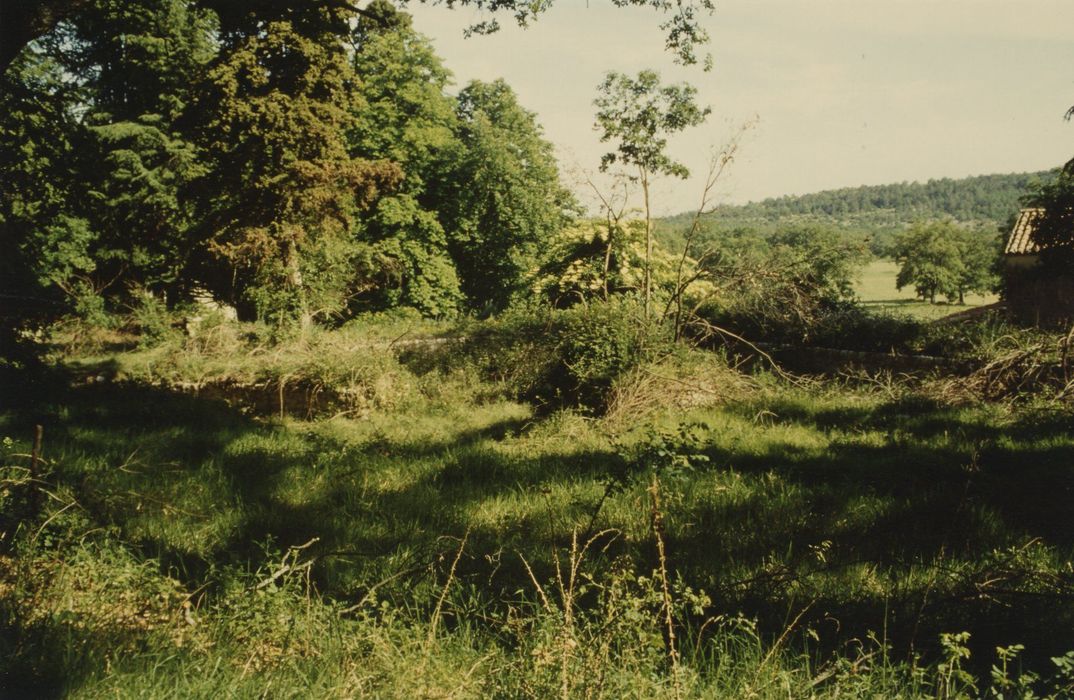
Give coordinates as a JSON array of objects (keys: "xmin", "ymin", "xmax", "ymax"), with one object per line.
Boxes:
[
  {"xmin": 855, "ymin": 261, "xmax": 999, "ymax": 320},
  {"xmin": 3, "ymin": 316, "xmax": 1074, "ymax": 698}
]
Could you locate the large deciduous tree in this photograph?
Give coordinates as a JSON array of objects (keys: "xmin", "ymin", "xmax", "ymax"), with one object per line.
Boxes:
[
  {"xmin": 893, "ymin": 222, "xmax": 964, "ymax": 304},
  {"xmin": 440, "ymin": 79, "xmax": 576, "ymax": 314},
  {"xmin": 346, "ymin": 2, "xmax": 464, "ymax": 316},
  {"xmin": 893, "ymin": 221, "xmax": 997, "ymax": 304},
  {"xmin": 594, "ymin": 69, "xmax": 709, "ymax": 315},
  {"xmin": 1, "ymin": 0, "xmax": 718, "ymax": 73}
]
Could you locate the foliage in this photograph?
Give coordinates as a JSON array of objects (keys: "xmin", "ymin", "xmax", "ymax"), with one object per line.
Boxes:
[
  {"xmin": 535, "ymin": 220, "xmax": 641, "ymax": 306},
  {"xmin": 349, "ymin": 4, "xmax": 458, "ymax": 190},
  {"xmin": 594, "ymin": 69, "xmax": 710, "ymax": 313},
  {"xmin": 659, "ymin": 170, "xmax": 1052, "ymax": 258},
  {"xmin": 350, "ymin": 195, "xmax": 465, "ymax": 317},
  {"xmin": 441, "ymin": 79, "xmax": 577, "ymax": 313},
  {"xmin": 130, "ymin": 289, "xmax": 180, "ymax": 348},
  {"xmin": 458, "ymin": 300, "xmax": 673, "ymax": 412},
  {"xmin": 1, "ymin": 0, "xmax": 221, "ymax": 362},
  {"xmin": 535, "ymin": 218, "xmax": 690, "ymax": 308},
  {"xmin": 62, "ymin": 0, "xmax": 217, "ymax": 301},
  {"xmin": 60, "ymin": 0, "xmax": 218, "ymax": 122},
  {"xmin": 2, "ymin": 0, "xmax": 590, "ymax": 336},
  {"xmin": 1025, "ymin": 161, "xmax": 1074, "ymax": 268},
  {"xmin": 766, "ymin": 224, "xmax": 871, "ymax": 300},
  {"xmin": 594, "ymin": 70, "xmax": 710, "ymax": 181},
  {"xmin": 3, "ymin": 0, "xmax": 721, "ymax": 75},
  {"xmin": 693, "ymin": 223, "xmax": 871, "ymax": 344},
  {"xmin": 345, "ymin": 6, "xmax": 464, "ymax": 316},
  {"xmin": 188, "ymin": 19, "xmax": 402, "ymax": 326},
  {"xmin": 893, "ymin": 220, "xmax": 999, "ymax": 304},
  {"xmin": 82, "ymin": 116, "xmax": 207, "ymax": 296},
  {"xmin": 0, "ymin": 51, "xmax": 91, "ymax": 346}
]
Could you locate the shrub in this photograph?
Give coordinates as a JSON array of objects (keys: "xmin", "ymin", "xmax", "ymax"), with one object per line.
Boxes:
[
  {"xmin": 457, "ymin": 300, "xmax": 673, "ymax": 413},
  {"xmin": 555, "ymin": 301, "xmax": 668, "ymax": 410},
  {"xmin": 131, "ymin": 292, "xmax": 179, "ymax": 349},
  {"xmin": 71, "ymin": 282, "xmax": 113, "ymax": 329}
]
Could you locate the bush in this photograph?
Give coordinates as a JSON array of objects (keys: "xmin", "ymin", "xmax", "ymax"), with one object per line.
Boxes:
[
  {"xmin": 457, "ymin": 300, "xmax": 673, "ymax": 413},
  {"xmin": 131, "ymin": 292, "xmax": 179, "ymax": 349},
  {"xmin": 556, "ymin": 301, "xmax": 667, "ymax": 409},
  {"xmin": 71, "ymin": 283, "xmax": 113, "ymax": 329},
  {"xmin": 808, "ymin": 305, "xmax": 926, "ymax": 353}
]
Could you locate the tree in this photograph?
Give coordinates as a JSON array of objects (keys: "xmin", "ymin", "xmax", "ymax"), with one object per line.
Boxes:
[
  {"xmin": 1026, "ymin": 162, "xmax": 1074, "ymax": 268},
  {"xmin": 187, "ymin": 19, "xmax": 401, "ymax": 328},
  {"xmin": 439, "ymin": 79, "xmax": 576, "ymax": 313},
  {"xmin": 892, "ymin": 221, "xmax": 968, "ymax": 304},
  {"xmin": 59, "ymin": 0, "xmax": 217, "ymax": 121},
  {"xmin": 67, "ymin": 0, "xmax": 217, "ymax": 301},
  {"xmin": 594, "ymin": 69, "xmax": 709, "ymax": 316},
  {"xmin": 768, "ymin": 225, "xmax": 870, "ymax": 302},
  {"xmin": 0, "ymin": 49, "xmax": 94, "ymax": 358},
  {"xmin": 1, "ymin": 0, "xmax": 718, "ymax": 72},
  {"xmin": 534, "ymin": 219, "xmax": 647, "ymax": 307},
  {"xmin": 951, "ymin": 226, "xmax": 1000, "ymax": 303},
  {"xmin": 346, "ymin": 3, "xmax": 464, "ymax": 316}
]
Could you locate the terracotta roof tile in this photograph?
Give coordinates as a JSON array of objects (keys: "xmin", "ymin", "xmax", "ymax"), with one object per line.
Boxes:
[{"xmin": 1005, "ymin": 208, "xmax": 1042, "ymax": 255}]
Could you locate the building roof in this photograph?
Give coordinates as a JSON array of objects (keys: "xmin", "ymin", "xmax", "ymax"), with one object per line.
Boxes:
[{"xmin": 1005, "ymin": 208, "xmax": 1042, "ymax": 255}]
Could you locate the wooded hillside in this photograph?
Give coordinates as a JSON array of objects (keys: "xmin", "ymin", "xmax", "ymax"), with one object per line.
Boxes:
[{"xmin": 658, "ymin": 170, "xmax": 1054, "ymax": 255}]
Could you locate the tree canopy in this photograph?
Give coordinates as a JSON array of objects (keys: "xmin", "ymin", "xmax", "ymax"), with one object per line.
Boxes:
[
  {"xmin": 892, "ymin": 220, "xmax": 999, "ymax": 304},
  {"xmin": 1026, "ymin": 162, "xmax": 1074, "ymax": 267},
  {"xmin": 594, "ymin": 69, "xmax": 709, "ymax": 314},
  {"xmin": 442, "ymin": 79, "xmax": 577, "ymax": 314},
  {"xmin": 0, "ymin": 0, "xmax": 589, "ymax": 339},
  {"xmin": 1, "ymin": 0, "xmax": 717, "ymax": 72}
]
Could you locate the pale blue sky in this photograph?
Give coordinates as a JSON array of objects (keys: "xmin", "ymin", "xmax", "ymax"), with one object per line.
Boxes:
[{"xmin": 407, "ymin": 1, "xmax": 1074, "ymax": 215}]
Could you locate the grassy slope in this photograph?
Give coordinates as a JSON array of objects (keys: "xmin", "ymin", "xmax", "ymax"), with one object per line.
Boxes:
[
  {"xmin": 4, "ymin": 337, "xmax": 1074, "ymax": 696},
  {"xmin": 855, "ymin": 260, "xmax": 999, "ymax": 320}
]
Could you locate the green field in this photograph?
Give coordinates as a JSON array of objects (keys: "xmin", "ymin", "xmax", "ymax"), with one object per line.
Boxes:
[
  {"xmin": 4, "ymin": 320, "xmax": 1074, "ymax": 698},
  {"xmin": 855, "ymin": 260, "xmax": 999, "ymax": 320}
]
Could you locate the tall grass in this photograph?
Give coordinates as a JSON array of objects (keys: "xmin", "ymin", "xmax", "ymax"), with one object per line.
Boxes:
[{"xmin": 4, "ymin": 310, "xmax": 1074, "ymax": 697}]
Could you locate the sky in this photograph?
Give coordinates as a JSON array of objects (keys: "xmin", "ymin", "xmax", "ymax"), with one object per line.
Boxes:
[{"xmin": 405, "ymin": 0, "xmax": 1074, "ymax": 216}]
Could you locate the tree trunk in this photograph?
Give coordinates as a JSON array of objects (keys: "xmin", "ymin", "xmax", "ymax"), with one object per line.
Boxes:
[
  {"xmin": 602, "ymin": 218, "xmax": 614, "ymax": 300},
  {"xmin": 285, "ymin": 238, "xmax": 311, "ymax": 333},
  {"xmin": 641, "ymin": 167, "xmax": 652, "ymax": 318}
]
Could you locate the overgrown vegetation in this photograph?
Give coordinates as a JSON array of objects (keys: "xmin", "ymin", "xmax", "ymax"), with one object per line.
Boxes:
[
  {"xmin": 5, "ymin": 1, "xmax": 1073, "ymax": 696},
  {"xmin": 5, "ymin": 304, "xmax": 1074, "ymax": 697}
]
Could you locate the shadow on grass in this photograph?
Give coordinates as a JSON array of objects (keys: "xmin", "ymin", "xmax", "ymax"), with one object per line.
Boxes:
[
  {"xmin": 1, "ymin": 371, "xmax": 620, "ymax": 584},
  {"xmin": 671, "ymin": 393, "xmax": 1074, "ymax": 666},
  {"xmin": 4, "ymin": 367, "xmax": 1074, "ymax": 685}
]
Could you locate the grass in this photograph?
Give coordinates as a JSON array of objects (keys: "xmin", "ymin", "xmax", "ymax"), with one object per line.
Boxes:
[
  {"xmin": 856, "ymin": 260, "xmax": 999, "ymax": 320},
  {"xmin": 3, "ymin": 322, "xmax": 1074, "ymax": 697}
]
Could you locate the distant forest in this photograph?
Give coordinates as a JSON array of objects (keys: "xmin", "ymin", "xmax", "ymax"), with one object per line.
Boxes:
[{"xmin": 658, "ymin": 170, "xmax": 1056, "ymax": 255}]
